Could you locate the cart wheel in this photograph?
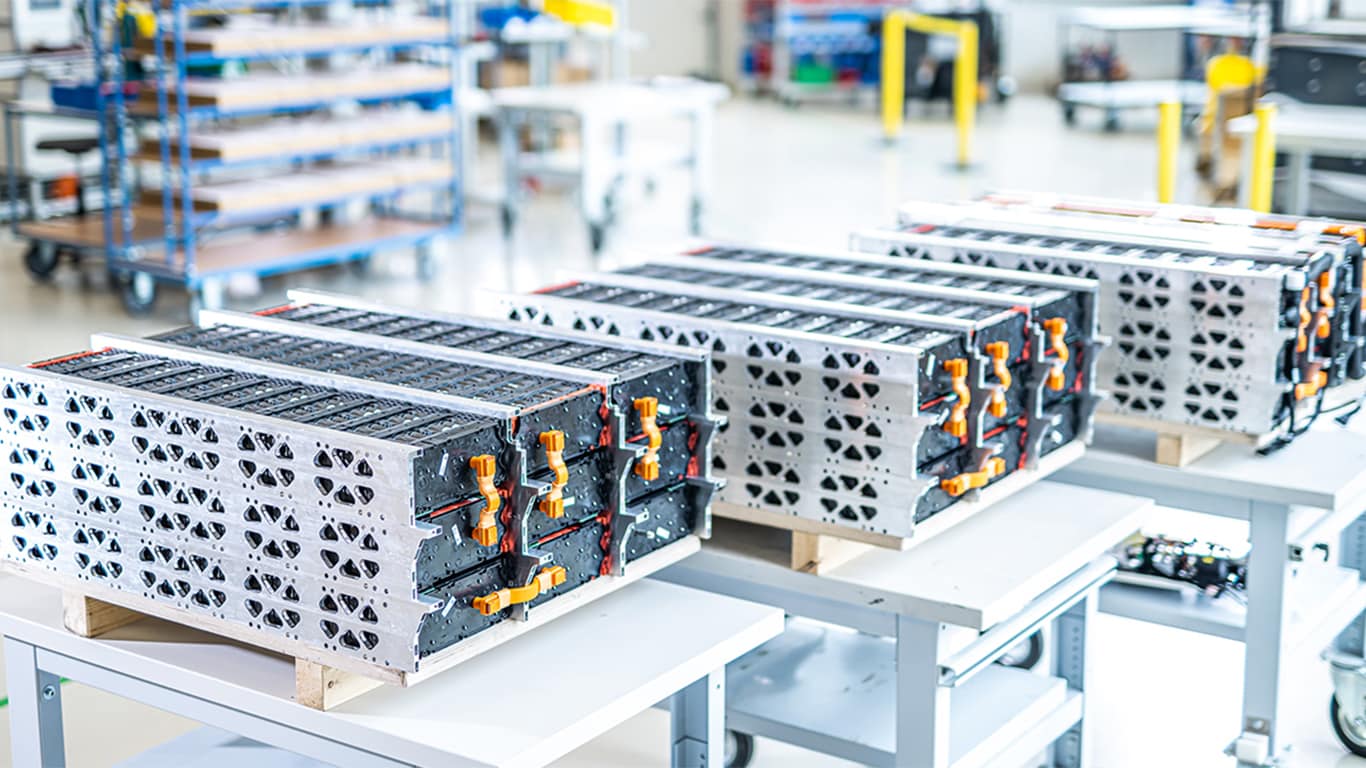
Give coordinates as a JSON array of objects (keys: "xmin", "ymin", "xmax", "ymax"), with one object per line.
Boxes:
[
  {"xmin": 500, "ymin": 205, "xmax": 517, "ymax": 238},
  {"xmin": 996, "ymin": 631, "xmax": 1044, "ymax": 670},
  {"xmin": 120, "ymin": 273, "xmax": 157, "ymax": 316},
  {"xmin": 1332, "ymin": 695, "xmax": 1366, "ymax": 756},
  {"xmin": 1103, "ymin": 109, "xmax": 1121, "ymax": 133},
  {"xmin": 58, "ymin": 245, "xmax": 81, "ymax": 266},
  {"xmin": 1062, "ymin": 104, "xmax": 1077, "ymax": 126},
  {"xmin": 589, "ymin": 222, "xmax": 607, "ymax": 254},
  {"xmin": 725, "ymin": 730, "xmax": 755, "ymax": 768},
  {"xmin": 23, "ymin": 241, "xmax": 59, "ymax": 280}
]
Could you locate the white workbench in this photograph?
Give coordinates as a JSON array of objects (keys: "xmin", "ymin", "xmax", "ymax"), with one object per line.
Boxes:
[
  {"xmin": 655, "ymin": 480, "xmax": 1148, "ymax": 768},
  {"xmin": 1229, "ymin": 100, "xmax": 1366, "ymax": 215},
  {"xmin": 1054, "ymin": 424, "xmax": 1366, "ymax": 767},
  {"xmin": 491, "ymin": 79, "xmax": 728, "ymax": 252},
  {"xmin": 1, "ymin": 577, "xmax": 783, "ymax": 768}
]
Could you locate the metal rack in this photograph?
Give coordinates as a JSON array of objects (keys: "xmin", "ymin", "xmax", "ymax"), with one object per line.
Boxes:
[
  {"xmin": 742, "ymin": 0, "xmax": 894, "ymax": 104},
  {"xmin": 91, "ymin": 0, "xmax": 465, "ymax": 314}
]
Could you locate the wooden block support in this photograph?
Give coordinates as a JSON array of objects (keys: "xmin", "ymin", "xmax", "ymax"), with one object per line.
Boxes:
[
  {"xmin": 295, "ymin": 658, "xmax": 383, "ymax": 710},
  {"xmin": 62, "ymin": 592, "xmax": 144, "ymax": 638},
  {"xmin": 1154, "ymin": 432, "xmax": 1222, "ymax": 467},
  {"xmin": 790, "ymin": 532, "xmax": 871, "ymax": 575}
]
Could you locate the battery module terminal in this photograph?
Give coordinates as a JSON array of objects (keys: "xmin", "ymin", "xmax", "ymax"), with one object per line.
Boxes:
[
  {"xmin": 985, "ymin": 342, "xmax": 1012, "ymax": 417},
  {"xmin": 469, "ymin": 454, "xmax": 500, "ymax": 547},
  {"xmin": 943, "ymin": 358, "xmax": 970, "ymax": 437},
  {"xmin": 1316, "ymin": 271, "xmax": 1336, "ymax": 340},
  {"xmin": 633, "ymin": 397, "xmax": 662, "ymax": 480},
  {"xmin": 472, "ymin": 565, "xmax": 568, "ymax": 615},
  {"xmin": 538, "ymin": 430, "xmax": 569, "ymax": 518},
  {"xmin": 941, "ymin": 456, "xmax": 1006, "ymax": 496},
  {"xmin": 1043, "ymin": 318, "xmax": 1069, "ymax": 391}
]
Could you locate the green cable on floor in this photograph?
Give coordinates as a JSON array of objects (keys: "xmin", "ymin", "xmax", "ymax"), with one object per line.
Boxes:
[{"xmin": 0, "ymin": 678, "xmax": 70, "ymax": 709}]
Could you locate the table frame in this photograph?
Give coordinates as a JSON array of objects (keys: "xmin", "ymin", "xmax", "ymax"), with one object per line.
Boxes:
[
  {"xmin": 1055, "ymin": 431, "xmax": 1366, "ymax": 767},
  {"xmin": 3, "ymin": 634, "xmax": 726, "ymax": 768},
  {"xmin": 1232, "ymin": 104, "xmax": 1366, "ymax": 216},
  {"xmin": 655, "ymin": 483, "xmax": 1143, "ymax": 768},
  {"xmin": 495, "ymin": 92, "xmax": 714, "ymax": 253}
]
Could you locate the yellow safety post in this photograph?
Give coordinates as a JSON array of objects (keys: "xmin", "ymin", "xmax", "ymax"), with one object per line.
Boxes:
[
  {"xmin": 881, "ymin": 12, "xmax": 908, "ymax": 143},
  {"xmin": 1249, "ymin": 101, "xmax": 1277, "ymax": 213},
  {"xmin": 880, "ymin": 10, "xmax": 978, "ymax": 168},
  {"xmin": 952, "ymin": 20, "xmax": 978, "ymax": 169},
  {"xmin": 1156, "ymin": 100, "xmax": 1181, "ymax": 203}
]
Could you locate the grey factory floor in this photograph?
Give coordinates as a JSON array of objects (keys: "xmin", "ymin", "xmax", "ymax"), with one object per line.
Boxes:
[{"xmin": 0, "ymin": 94, "xmax": 1363, "ymax": 767}]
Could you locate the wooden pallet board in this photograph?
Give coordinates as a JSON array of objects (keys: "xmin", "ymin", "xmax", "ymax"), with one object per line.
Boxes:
[
  {"xmin": 10, "ymin": 537, "xmax": 699, "ymax": 710},
  {"xmin": 132, "ymin": 19, "xmax": 449, "ymax": 58},
  {"xmin": 18, "ymin": 215, "xmax": 167, "ymax": 249},
  {"xmin": 714, "ymin": 440, "xmax": 1088, "ymax": 567},
  {"xmin": 137, "ymin": 111, "xmax": 454, "ymax": 164},
  {"xmin": 16, "ymin": 216, "xmax": 443, "ymax": 277},
  {"xmin": 140, "ymin": 160, "xmax": 452, "ymax": 215},
  {"xmin": 131, "ymin": 66, "xmax": 450, "ymax": 114}
]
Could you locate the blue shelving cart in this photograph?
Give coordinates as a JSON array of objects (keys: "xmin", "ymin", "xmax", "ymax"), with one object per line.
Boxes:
[{"xmin": 92, "ymin": 0, "xmax": 464, "ymax": 315}]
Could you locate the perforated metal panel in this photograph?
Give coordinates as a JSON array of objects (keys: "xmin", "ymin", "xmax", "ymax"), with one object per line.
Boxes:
[
  {"xmin": 505, "ymin": 249, "xmax": 1098, "ymax": 539},
  {"xmin": 851, "ymin": 199, "xmax": 1365, "ymax": 436},
  {"xmin": 1, "ymin": 295, "xmax": 719, "ymax": 674}
]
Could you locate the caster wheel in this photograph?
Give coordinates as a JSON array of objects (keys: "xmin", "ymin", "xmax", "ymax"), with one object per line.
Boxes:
[
  {"xmin": 1332, "ymin": 695, "xmax": 1366, "ymax": 756},
  {"xmin": 996, "ymin": 631, "xmax": 1044, "ymax": 670},
  {"xmin": 589, "ymin": 223, "xmax": 607, "ymax": 254},
  {"xmin": 1103, "ymin": 109, "xmax": 1121, "ymax": 133},
  {"xmin": 1062, "ymin": 104, "xmax": 1077, "ymax": 126},
  {"xmin": 23, "ymin": 241, "xmax": 59, "ymax": 280},
  {"xmin": 120, "ymin": 273, "xmax": 157, "ymax": 316},
  {"xmin": 725, "ymin": 730, "xmax": 755, "ymax": 768},
  {"xmin": 500, "ymin": 205, "xmax": 516, "ymax": 238}
]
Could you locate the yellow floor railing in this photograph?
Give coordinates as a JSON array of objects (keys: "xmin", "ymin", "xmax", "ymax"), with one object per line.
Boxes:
[
  {"xmin": 881, "ymin": 10, "xmax": 978, "ymax": 169},
  {"xmin": 1156, "ymin": 100, "xmax": 1181, "ymax": 203},
  {"xmin": 1249, "ymin": 101, "xmax": 1277, "ymax": 213}
]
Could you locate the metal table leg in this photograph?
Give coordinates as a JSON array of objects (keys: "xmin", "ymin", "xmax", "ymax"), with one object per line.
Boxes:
[
  {"xmin": 688, "ymin": 106, "xmax": 714, "ymax": 236},
  {"xmin": 1238, "ymin": 132, "xmax": 1255, "ymax": 209},
  {"xmin": 578, "ymin": 112, "xmax": 611, "ymax": 253},
  {"xmin": 499, "ymin": 109, "xmax": 520, "ymax": 239},
  {"xmin": 4, "ymin": 636, "xmax": 67, "ymax": 768},
  {"xmin": 1283, "ymin": 150, "xmax": 1312, "ymax": 216},
  {"xmin": 896, "ymin": 615, "xmax": 951, "ymax": 768},
  {"xmin": 1051, "ymin": 594, "xmax": 1095, "ymax": 768},
  {"xmin": 1235, "ymin": 500, "xmax": 1294, "ymax": 766},
  {"xmin": 671, "ymin": 667, "xmax": 724, "ymax": 768}
]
